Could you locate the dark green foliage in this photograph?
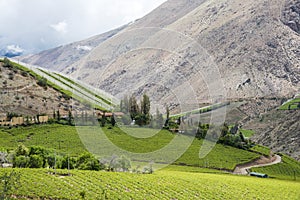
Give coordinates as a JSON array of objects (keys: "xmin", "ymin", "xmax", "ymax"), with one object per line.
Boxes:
[
  {"xmin": 14, "ymin": 144, "xmax": 29, "ymax": 157},
  {"xmin": 196, "ymin": 123, "xmax": 209, "ymax": 139},
  {"xmin": 61, "ymin": 156, "xmax": 76, "ymax": 170},
  {"xmin": 56, "ymin": 110, "xmax": 60, "ymax": 121},
  {"xmin": 101, "ymin": 112, "xmax": 106, "ymax": 127},
  {"xmin": 6, "ymin": 113, "xmax": 21, "ymax": 121},
  {"xmin": 129, "ymin": 95, "xmax": 139, "ymax": 120},
  {"xmin": 37, "ymin": 77, "xmax": 48, "ymax": 88},
  {"xmin": 2, "ymin": 57, "xmax": 12, "ymax": 68},
  {"xmin": 76, "ymin": 152, "xmax": 102, "ymax": 171},
  {"xmin": 68, "ymin": 110, "xmax": 73, "ymax": 125},
  {"xmin": 111, "ymin": 114, "xmax": 116, "ymax": 127},
  {"xmin": 14, "ymin": 156, "xmax": 29, "ymax": 168},
  {"xmin": 28, "ymin": 155, "xmax": 43, "ymax": 168}
]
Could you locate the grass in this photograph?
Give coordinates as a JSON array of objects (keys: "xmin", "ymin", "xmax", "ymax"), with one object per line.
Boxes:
[
  {"xmin": 251, "ymin": 154, "xmax": 300, "ymax": 181},
  {"xmin": 0, "ymin": 124, "xmax": 299, "ymax": 176},
  {"xmin": 0, "ymin": 168, "xmax": 299, "ymax": 199},
  {"xmin": 0, "ymin": 124, "xmax": 260, "ymax": 170},
  {"xmin": 0, "ymin": 124, "xmax": 85, "ymax": 156},
  {"xmin": 239, "ymin": 129, "xmax": 255, "ymax": 138},
  {"xmin": 250, "ymin": 144, "xmax": 271, "ymax": 156}
]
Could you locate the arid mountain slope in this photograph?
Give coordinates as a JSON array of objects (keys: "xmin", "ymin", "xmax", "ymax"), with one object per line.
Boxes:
[
  {"xmin": 0, "ymin": 61, "xmax": 84, "ymax": 118},
  {"xmin": 21, "ymin": 0, "xmax": 299, "ymax": 107},
  {"xmin": 21, "ymin": 25, "xmax": 127, "ymax": 72}
]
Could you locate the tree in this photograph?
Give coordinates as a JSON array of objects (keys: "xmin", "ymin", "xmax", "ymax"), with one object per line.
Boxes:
[
  {"xmin": 140, "ymin": 94, "xmax": 151, "ymax": 125},
  {"xmin": 56, "ymin": 110, "xmax": 61, "ymax": 121},
  {"xmin": 76, "ymin": 152, "xmax": 102, "ymax": 171},
  {"xmin": 141, "ymin": 94, "xmax": 150, "ymax": 116},
  {"xmin": 221, "ymin": 123, "xmax": 229, "ymax": 137},
  {"xmin": 101, "ymin": 112, "xmax": 106, "ymax": 127},
  {"xmin": 68, "ymin": 110, "xmax": 73, "ymax": 125},
  {"xmin": 111, "ymin": 113, "xmax": 116, "ymax": 127},
  {"xmin": 28, "ymin": 155, "xmax": 43, "ymax": 168},
  {"xmin": 3, "ymin": 57, "xmax": 11, "ymax": 68},
  {"xmin": 15, "ymin": 144, "xmax": 29, "ymax": 157},
  {"xmin": 164, "ymin": 105, "xmax": 170, "ymax": 127},
  {"xmin": 129, "ymin": 95, "xmax": 140, "ymax": 120}
]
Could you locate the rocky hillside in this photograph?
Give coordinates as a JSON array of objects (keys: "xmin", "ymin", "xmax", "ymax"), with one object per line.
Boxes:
[
  {"xmin": 281, "ymin": 0, "xmax": 300, "ymax": 34},
  {"xmin": 21, "ymin": 0, "xmax": 300, "ymax": 106},
  {"xmin": 0, "ymin": 60, "xmax": 85, "ymax": 118},
  {"xmin": 20, "ymin": 0, "xmax": 300, "ymax": 159},
  {"xmin": 21, "ymin": 25, "xmax": 127, "ymax": 72}
]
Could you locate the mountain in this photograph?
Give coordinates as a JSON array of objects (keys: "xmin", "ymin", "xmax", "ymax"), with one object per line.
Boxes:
[
  {"xmin": 21, "ymin": 0, "xmax": 299, "ymax": 105},
  {"xmin": 20, "ymin": 0, "xmax": 300, "ymax": 159}
]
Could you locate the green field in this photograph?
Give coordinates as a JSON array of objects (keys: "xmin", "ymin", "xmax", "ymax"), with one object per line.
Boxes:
[
  {"xmin": 239, "ymin": 129, "xmax": 255, "ymax": 138},
  {"xmin": 0, "ymin": 168, "xmax": 299, "ymax": 200},
  {"xmin": 251, "ymin": 154, "xmax": 300, "ymax": 181},
  {"xmin": 250, "ymin": 144, "xmax": 271, "ymax": 156},
  {"xmin": 279, "ymin": 98, "xmax": 300, "ymax": 110},
  {"xmin": 0, "ymin": 124, "xmax": 261, "ymax": 170}
]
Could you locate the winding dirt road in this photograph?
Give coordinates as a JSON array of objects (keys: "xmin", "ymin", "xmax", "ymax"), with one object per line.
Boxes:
[{"xmin": 233, "ymin": 155, "xmax": 282, "ymax": 175}]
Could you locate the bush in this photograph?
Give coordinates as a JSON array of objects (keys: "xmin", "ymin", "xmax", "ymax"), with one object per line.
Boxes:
[
  {"xmin": 14, "ymin": 155, "xmax": 29, "ymax": 168},
  {"xmin": 61, "ymin": 156, "xmax": 76, "ymax": 170},
  {"xmin": 29, "ymin": 155, "xmax": 43, "ymax": 168},
  {"xmin": 76, "ymin": 152, "xmax": 102, "ymax": 171},
  {"xmin": 37, "ymin": 77, "xmax": 47, "ymax": 88},
  {"xmin": 15, "ymin": 144, "xmax": 29, "ymax": 156}
]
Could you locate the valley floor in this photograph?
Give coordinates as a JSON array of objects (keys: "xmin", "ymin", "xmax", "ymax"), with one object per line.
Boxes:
[{"xmin": 0, "ymin": 168, "xmax": 300, "ymax": 200}]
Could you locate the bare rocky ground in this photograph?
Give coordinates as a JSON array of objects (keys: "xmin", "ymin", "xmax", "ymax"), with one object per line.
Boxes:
[
  {"xmin": 229, "ymin": 98, "xmax": 300, "ymax": 161},
  {"xmin": 0, "ymin": 63, "xmax": 85, "ymax": 118}
]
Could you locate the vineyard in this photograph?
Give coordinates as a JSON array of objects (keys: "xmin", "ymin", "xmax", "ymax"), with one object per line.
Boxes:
[
  {"xmin": 0, "ymin": 168, "xmax": 299, "ymax": 199},
  {"xmin": 251, "ymin": 154, "xmax": 300, "ymax": 181},
  {"xmin": 1, "ymin": 124, "xmax": 300, "ymax": 180}
]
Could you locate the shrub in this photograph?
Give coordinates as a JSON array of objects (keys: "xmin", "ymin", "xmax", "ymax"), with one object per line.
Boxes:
[
  {"xmin": 29, "ymin": 155, "xmax": 43, "ymax": 168},
  {"xmin": 76, "ymin": 152, "xmax": 102, "ymax": 171},
  {"xmin": 15, "ymin": 144, "xmax": 29, "ymax": 157},
  {"xmin": 37, "ymin": 77, "xmax": 47, "ymax": 88},
  {"xmin": 14, "ymin": 155, "xmax": 30, "ymax": 168},
  {"xmin": 8, "ymin": 72, "xmax": 14, "ymax": 80}
]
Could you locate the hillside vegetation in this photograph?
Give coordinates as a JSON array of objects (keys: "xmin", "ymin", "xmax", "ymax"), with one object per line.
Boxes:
[
  {"xmin": 0, "ymin": 168, "xmax": 299, "ymax": 199},
  {"xmin": 0, "ymin": 124, "xmax": 260, "ymax": 170}
]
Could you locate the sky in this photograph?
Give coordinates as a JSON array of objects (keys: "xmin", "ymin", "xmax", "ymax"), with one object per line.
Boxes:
[{"xmin": 0, "ymin": 0, "xmax": 166, "ymax": 56}]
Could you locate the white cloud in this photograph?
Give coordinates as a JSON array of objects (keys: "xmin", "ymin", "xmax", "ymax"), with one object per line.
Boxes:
[
  {"xmin": 50, "ymin": 21, "xmax": 68, "ymax": 34},
  {"xmin": 76, "ymin": 45, "xmax": 92, "ymax": 51},
  {"xmin": 0, "ymin": 0, "xmax": 167, "ymax": 54}
]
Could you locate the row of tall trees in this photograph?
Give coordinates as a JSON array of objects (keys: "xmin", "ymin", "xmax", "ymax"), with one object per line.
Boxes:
[{"xmin": 120, "ymin": 94, "xmax": 152, "ymax": 126}]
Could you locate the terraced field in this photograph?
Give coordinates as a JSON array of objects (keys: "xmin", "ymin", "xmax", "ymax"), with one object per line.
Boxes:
[
  {"xmin": 0, "ymin": 168, "xmax": 299, "ymax": 199},
  {"xmin": 5, "ymin": 58, "xmax": 118, "ymax": 111}
]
